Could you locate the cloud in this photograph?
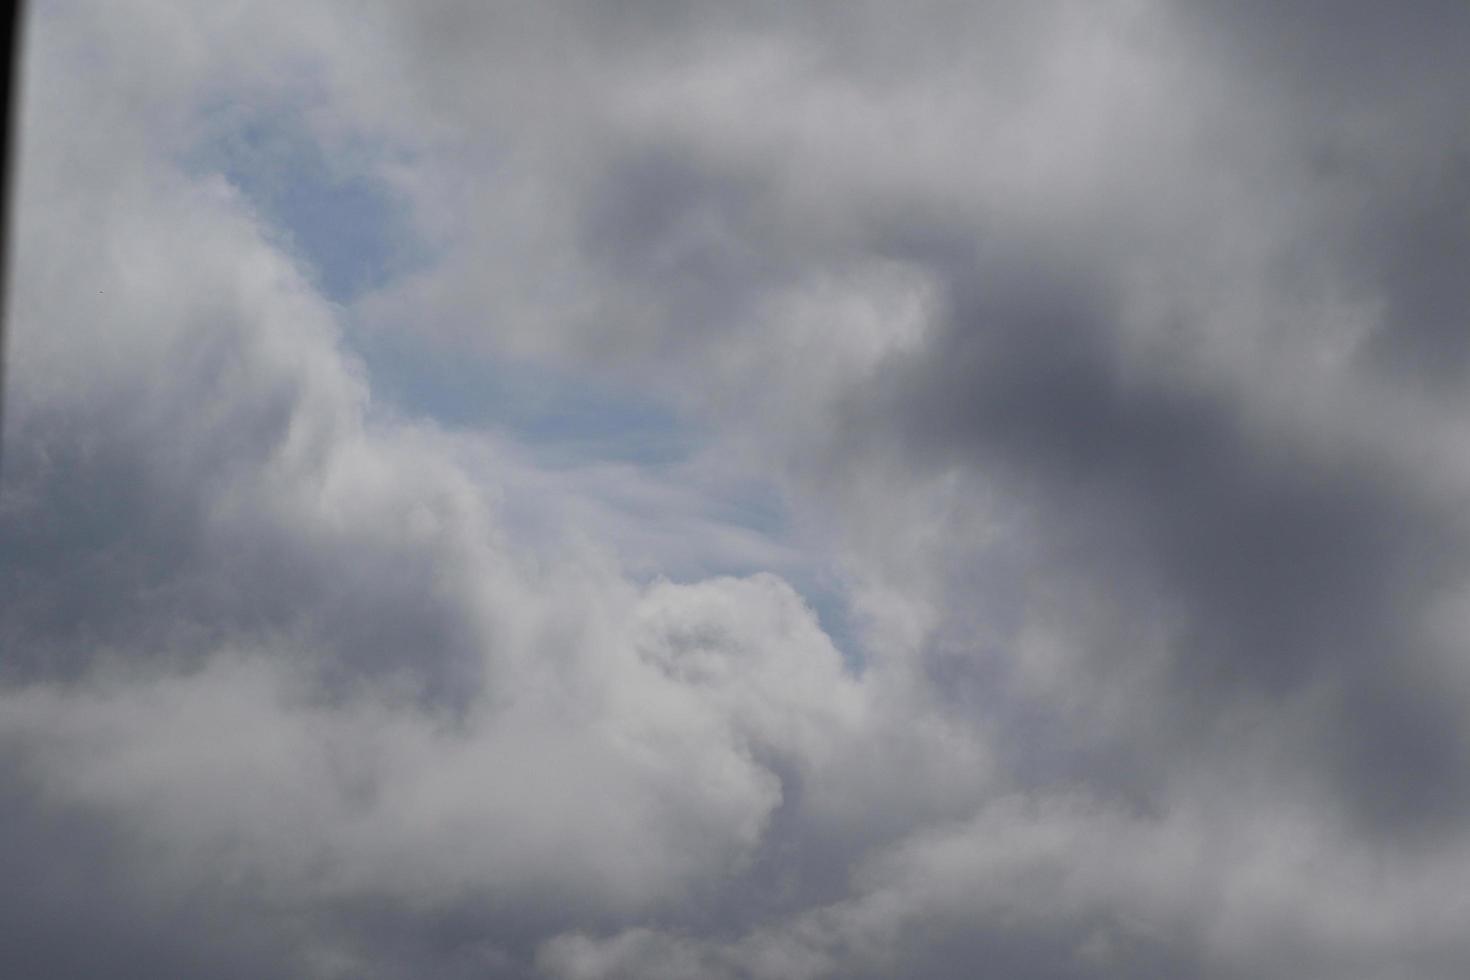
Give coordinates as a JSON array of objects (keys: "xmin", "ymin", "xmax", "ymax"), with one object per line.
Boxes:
[{"xmin": 6, "ymin": 0, "xmax": 1470, "ymax": 977}]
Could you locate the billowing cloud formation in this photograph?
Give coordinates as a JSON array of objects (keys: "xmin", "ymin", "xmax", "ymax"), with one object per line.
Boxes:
[{"xmin": 6, "ymin": 1, "xmax": 1470, "ymax": 977}]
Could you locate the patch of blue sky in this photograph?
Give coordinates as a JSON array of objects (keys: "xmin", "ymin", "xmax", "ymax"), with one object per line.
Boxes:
[
  {"xmin": 355, "ymin": 327, "xmax": 702, "ymax": 467},
  {"xmin": 181, "ymin": 104, "xmax": 694, "ymax": 464},
  {"xmin": 779, "ymin": 568, "xmax": 862, "ymax": 670},
  {"xmin": 182, "ymin": 104, "xmax": 425, "ymax": 304},
  {"xmin": 180, "ymin": 104, "xmax": 860, "ymax": 661}
]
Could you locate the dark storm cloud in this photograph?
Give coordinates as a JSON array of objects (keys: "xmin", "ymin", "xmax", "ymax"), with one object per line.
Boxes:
[
  {"xmin": 1188, "ymin": 0, "xmax": 1470, "ymax": 100},
  {"xmin": 1184, "ymin": 0, "xmax": 1470, "ymax": 384},
  {"xmin": 1353, "ymin": 154, "xmax": 1470, "ymax": 384},
  {"xmin": 842, "ymin": 234, "xmax": 1470, "ymax": 836},
  {"xmin": 748, "ymin": 0, "xmax": 1470, "ymax": 853}
]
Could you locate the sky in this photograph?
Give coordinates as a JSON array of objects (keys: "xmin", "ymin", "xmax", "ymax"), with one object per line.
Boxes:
[{"xmin": 4, "ymin": 1, "xmax": 1470, "ymax": 977}]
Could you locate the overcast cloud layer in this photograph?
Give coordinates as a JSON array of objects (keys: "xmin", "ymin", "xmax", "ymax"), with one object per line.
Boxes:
[{"xmin": 5, "ymin": 1, "xmax": 1470, "ymax": 977}]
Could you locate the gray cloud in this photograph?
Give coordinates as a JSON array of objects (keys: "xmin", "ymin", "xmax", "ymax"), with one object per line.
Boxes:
[
  {"xmin": 7, "ymin": 0, "xmax": 1470, "ymax": 977},
  {"xmin": 839, "ymin": 230, "xmax": 1470, "ymax": 835}
]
